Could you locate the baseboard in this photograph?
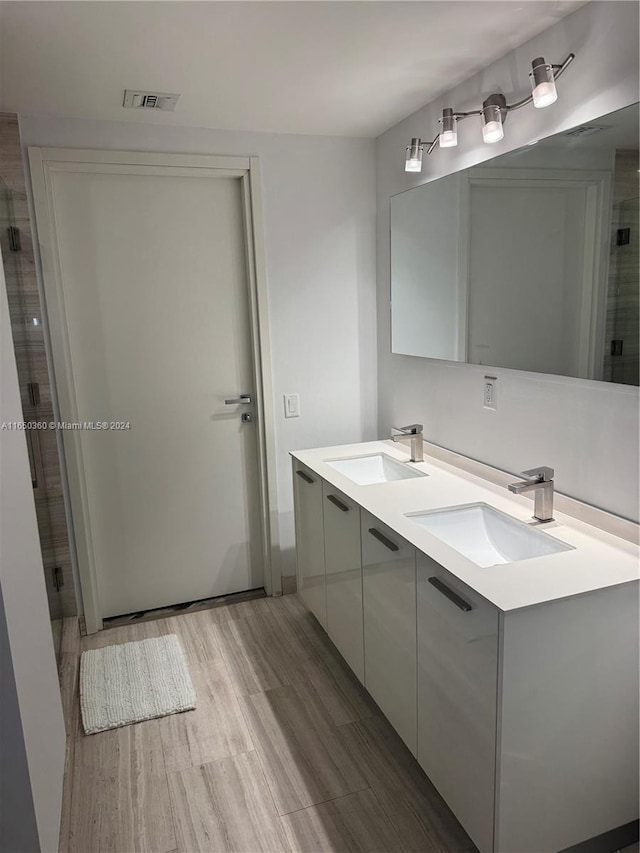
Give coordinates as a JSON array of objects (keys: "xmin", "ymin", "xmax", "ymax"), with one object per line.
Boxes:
[{"xmin": 560, "ymin": 820, "xmax": 639, "ymax": 853}]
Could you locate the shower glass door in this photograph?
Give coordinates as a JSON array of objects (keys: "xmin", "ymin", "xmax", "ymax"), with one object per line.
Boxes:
[
  {"xmin": 610, "ymin": 197, "xmax": 639, "ymax": 386},
  {"xmin": 0, "ymin": 178, "xmax": 64, "ymax": 658}
]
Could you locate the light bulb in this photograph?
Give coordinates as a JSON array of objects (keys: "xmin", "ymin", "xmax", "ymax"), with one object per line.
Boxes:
[
  {"xmin": 532, "ymin": 80, "xmax": 557, "ymax": 108},
  {"xmin": 530, "ymin": 58, "xmax": 558, "ymax": 108},
  {"xmin": 405, "ymin": 138, "xmax": 423, "ymax": 172},
  {"xmin": 439, "ymin": 130, "xmax": 457, "ymax": 148},
  {"xmin": 482, "ymin": 120, "xmax": 504, "ymax": 144},
  {"xmin": 481, "ymin": 103, "xmax": 504, "ymax": 144}
]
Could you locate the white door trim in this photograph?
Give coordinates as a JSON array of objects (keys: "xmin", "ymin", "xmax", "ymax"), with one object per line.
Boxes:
[{"xmin": 28, "ymin": 147, "xmax": 280, "ymax": 633}]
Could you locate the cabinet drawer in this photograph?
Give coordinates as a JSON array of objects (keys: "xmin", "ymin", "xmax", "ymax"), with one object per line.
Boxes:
[
  {"xmin": 417, "ymin": 553, "xmax": 499, "ymax": 853},
  {"xmin": 293, "ymin": 461, "xmax": 326, "ymax": 627},
  {"xmin": 362, "ymin": 511, "xmax": 417, "ymax": 754},
  {"xmin": 323, "ymin": 483, "xmax": 363, "ymax": 682}
]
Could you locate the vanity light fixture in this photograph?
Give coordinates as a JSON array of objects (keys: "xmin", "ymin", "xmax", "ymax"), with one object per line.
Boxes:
[
  {"xmin": 439, "ymin": 108, "xmax": 458, "ymax": 148},
  {"xmin": 481, "ymin": 96, "xmax": 506, "ymax": 144},
  {"xmin": 405, "ymin": 138, "xmax": 424, "ymax": 172},
  {"xmin": 404, "ymin": 52, "xmax": 575, "ymax": 171},
  {"xmin": 530, "ymin": 57, "xmax": 558, "ymax": 108}
]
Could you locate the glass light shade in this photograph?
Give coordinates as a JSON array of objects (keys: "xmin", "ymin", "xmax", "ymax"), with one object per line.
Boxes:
[
  {"xmin": 532, "ymin": 79, "xmax": 557, "ymax": 108},
  {"xmin": 439, "ymin": 109, "xmax": 458, "ymax": 148},
  {"xmin": 405, "ymin": 138, "xmax": 423, "ymax": 172},
  {"xmin": 530, "ymin": 59, "xmax": 558, "ymax": 108},
  {"xmin": 481, "ymin": 105, "xmax": 504, "ymax": 144},
  {"xmin": 482, "ymin": 120, "xmax": 504, "ymax": 143},
  {"xmin": 439, "ymin": 129, "xmax": 458, "ymax": 148}
]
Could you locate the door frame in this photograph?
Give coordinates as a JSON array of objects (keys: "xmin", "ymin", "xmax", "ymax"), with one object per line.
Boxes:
[
  {"xmin": 461, "ymin": 167, "xmax": 612, "ymax": 379},
  {"xmin": 28, "ymin": 147, "xmax": 281, "ymax": 633}
]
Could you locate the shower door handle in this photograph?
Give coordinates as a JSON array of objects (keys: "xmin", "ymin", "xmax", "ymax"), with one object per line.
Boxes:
[{"xmin": 224, "ymin": 394, "xmax": 252, "ymax": 405}]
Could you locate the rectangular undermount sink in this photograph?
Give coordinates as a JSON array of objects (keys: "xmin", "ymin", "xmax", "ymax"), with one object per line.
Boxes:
[
  {"xmin": 407, "ymin": 502, "xmax": 573, "ymax": 567},
  {"xmin": 325, "ymin": 453, "xmax": 428, "ymax": 486}
]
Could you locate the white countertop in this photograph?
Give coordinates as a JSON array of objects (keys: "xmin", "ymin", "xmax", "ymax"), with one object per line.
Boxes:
[{"xmin": 291, "ymin": 440, "xmax": 640, "ymax": 613}]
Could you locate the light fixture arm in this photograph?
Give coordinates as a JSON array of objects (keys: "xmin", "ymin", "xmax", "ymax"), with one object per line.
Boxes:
[
  {"xmin": 406, "ymin": 52, "xmax": 575, "ymax": 164},
  {"xmin": 504, "ymin": 52, "xmax": 575, "ymax": 112},
  {"xmin": 426, "ymin": 136, "xmax": 439, "ymax": 154}
]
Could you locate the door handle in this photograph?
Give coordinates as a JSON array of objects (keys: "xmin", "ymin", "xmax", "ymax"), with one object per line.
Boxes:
[
  {"xmin": 428, "ymin": 577, "xmax": 473, "ymax": 612},
  {"xmin": 326, "ymin": 494, "xmax": 349, "ymax": 512},
  {"xmin": 225, "ymin": 394, "xmax": 252, "ymax": 405},
  {"xmin": 368, "ymin": 528, "xmax": 399, "ymax": 552}
]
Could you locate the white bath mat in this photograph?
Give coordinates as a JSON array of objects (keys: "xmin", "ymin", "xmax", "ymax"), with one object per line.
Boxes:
[{"xmin": 80, "ymin": 634, "xmax": 196, "ymax": 735}]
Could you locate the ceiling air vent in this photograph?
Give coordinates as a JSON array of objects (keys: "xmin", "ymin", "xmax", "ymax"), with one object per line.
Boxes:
[
  {"xmin": 564, "ymin": 124, "xmax": 611, "ymax": 138},
  {"xmin": 123, "ymin": 90, "xmax": 180, "ymax": 112}
]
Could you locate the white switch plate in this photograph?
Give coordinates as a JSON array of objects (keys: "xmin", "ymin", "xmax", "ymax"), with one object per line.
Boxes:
[
  {"xmin": 483, "ymin": 376, "xmax": 497, "ymax": 411},
  {"xmin": 284, "ymin": 393, "xmax": 300, "ymax": 418}
]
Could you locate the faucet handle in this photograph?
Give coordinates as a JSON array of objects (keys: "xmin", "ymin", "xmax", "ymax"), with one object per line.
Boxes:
[
  {"xmin": 521, "ymin": 466, "xmax": 554, "ymax": 482},
  {"xmin": 393, "ymin": 423, "xmax": 423, "ymax": 435}
]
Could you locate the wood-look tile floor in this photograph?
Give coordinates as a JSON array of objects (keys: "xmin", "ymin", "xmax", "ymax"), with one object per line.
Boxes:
[{"xmin": 60, "ymin": 594, "xmax": 482, "ymax": 853}]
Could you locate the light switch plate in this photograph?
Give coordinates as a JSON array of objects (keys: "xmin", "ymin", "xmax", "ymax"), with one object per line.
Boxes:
[{"xmin": 284, "ymin": 393, "xmax": 300, "ymax": 418}]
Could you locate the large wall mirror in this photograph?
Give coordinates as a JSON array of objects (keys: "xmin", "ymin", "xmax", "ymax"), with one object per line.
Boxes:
[{"xmin": 391, "ymin": 103, "xmax": 639, "ymax": 386}]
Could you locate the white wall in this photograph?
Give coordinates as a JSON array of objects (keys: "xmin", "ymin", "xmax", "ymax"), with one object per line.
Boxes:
[
  {"xmin": 376, "ymin": 0, "xmax": 640, "ymax": 522},
  {"xmin": 18, "ymin": 117, "xmax": 377, "ymax": 579},
  {"xmin": 0, "ymin": 255, "xmax": 66, "ymax": 852}
]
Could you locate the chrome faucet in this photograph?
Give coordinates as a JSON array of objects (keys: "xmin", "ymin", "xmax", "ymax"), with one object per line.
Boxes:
[
  {"xmin": 391, "ymin": 423, "xmax": 424, "ymax": 463},
  {"xmin": 508, "ymin": 466, "xmax": 555, "ymax": 522}
]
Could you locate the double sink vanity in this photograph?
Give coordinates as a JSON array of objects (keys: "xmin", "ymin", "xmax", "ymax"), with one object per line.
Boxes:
[{"xmin": 291, "ymin": 438, "xmax": 639, "ymax": 853}]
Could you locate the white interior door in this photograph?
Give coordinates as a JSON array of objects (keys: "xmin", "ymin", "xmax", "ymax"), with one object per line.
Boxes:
[{"xmin": 42, "ymin": 163, "xmax": 264, "ymax": 619}]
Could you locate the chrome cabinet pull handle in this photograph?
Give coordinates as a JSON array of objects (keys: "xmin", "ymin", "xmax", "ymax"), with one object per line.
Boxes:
[
  {"xmin": 327, "ymin": 494, "xmax": 349, "ymax": 512},
  {"xmin": 296, "ymin": 470, "xmax": 314, "ymax": 484},
  {"xmin": 368, "ymin": 528, "xmax": 399, "ymax": 552},
  {"xmin": 225, "ymin": 394, "xmax": 252, "ymax": 405},
  {"xmin": 428, "ymin": 576, "xmax": 472, "ymax": 612}
]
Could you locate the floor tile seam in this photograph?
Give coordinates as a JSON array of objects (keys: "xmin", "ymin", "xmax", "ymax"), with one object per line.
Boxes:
[
  {"xmin": 163, "ymin": 746, "xmax": 261, "ymax": 777},
  {"xmin": 233, "ymin": 697, "xmax": 316, "ymax": 821},
  {"xmin": 331, "ymin": 724, "xmax": 469, "ymax": 852},
  {"xmin": 163, "ymin": 739, "xmax": 189, "ymax": 853},
  {"xmin": 366, "ymin": 785, "xmax": 417, "ymax": 851},
  {"xmin": 153, "ymin": 690, "xmax": 252, "ymax": 772},
  {"xmin": 276, "ymin": 783, "xmax": 373, "ymax": 819},
  {"xmin": 332, "ymin": 721, "xmax": 415, "ymax": 805},
  {"xmin": 252, "ymin": 734, "xmax": 372, "ymax": 821},
  {"xmin": 247, "ymin": 747, "xmax": 296, "ymax": 851}
]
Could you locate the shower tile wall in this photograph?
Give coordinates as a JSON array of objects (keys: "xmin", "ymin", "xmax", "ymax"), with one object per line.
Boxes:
[
  {"xmin": 0, "ymin": 114, "xmax": 77, "ymax": 634},
  {"xmin": 603, "ymin": 148, "xmax": 640, "ymax": 385}
]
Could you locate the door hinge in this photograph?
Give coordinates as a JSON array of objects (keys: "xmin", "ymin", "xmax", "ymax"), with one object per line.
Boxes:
[
  {"xmin": 7, "ymin": 226, "xmax": 21, "ymax": 252},
  {"xmin": 52, "ymin": 566, "xmax": 64, "ymax": 591},
  {"xmin": 611, "ymin": 339, "xmax": 624, "ymax": 357}
]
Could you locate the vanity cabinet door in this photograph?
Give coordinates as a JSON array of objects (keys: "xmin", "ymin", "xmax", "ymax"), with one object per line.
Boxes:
[
  {"xmin": 362, "ymin": 511, "xmax": 417, "ymax": 754},
  {"xmin": 323, "ymin": 483, "xmax": 363, "ymax": 682},
  {"xmin": 417, "ymin": 553, "xmax": 499, "ymax": 853},
  {"xmin": 293, "ymin": 461, "xmax": 326, "ymax": 627}
]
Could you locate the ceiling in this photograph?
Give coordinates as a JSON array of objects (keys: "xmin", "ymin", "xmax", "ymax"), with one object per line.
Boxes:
[{"xmin": 0, "ymin": 1, "xmax": 586, "ymax": 138}]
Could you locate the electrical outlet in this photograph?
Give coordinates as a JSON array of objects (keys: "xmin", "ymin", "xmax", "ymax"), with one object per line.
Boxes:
[
  {"xmin": 283, "ymin": 393, "xmax": 300, "ymax": 418},
  {"xmin": 483, "ymin": 376, "xmax": 497, "ymax": 411}
]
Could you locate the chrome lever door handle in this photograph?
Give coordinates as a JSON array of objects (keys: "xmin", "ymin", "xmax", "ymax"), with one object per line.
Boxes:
[{"xmin": 224, "ymin": 394, "xmax": 252, "ymax": 405}]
